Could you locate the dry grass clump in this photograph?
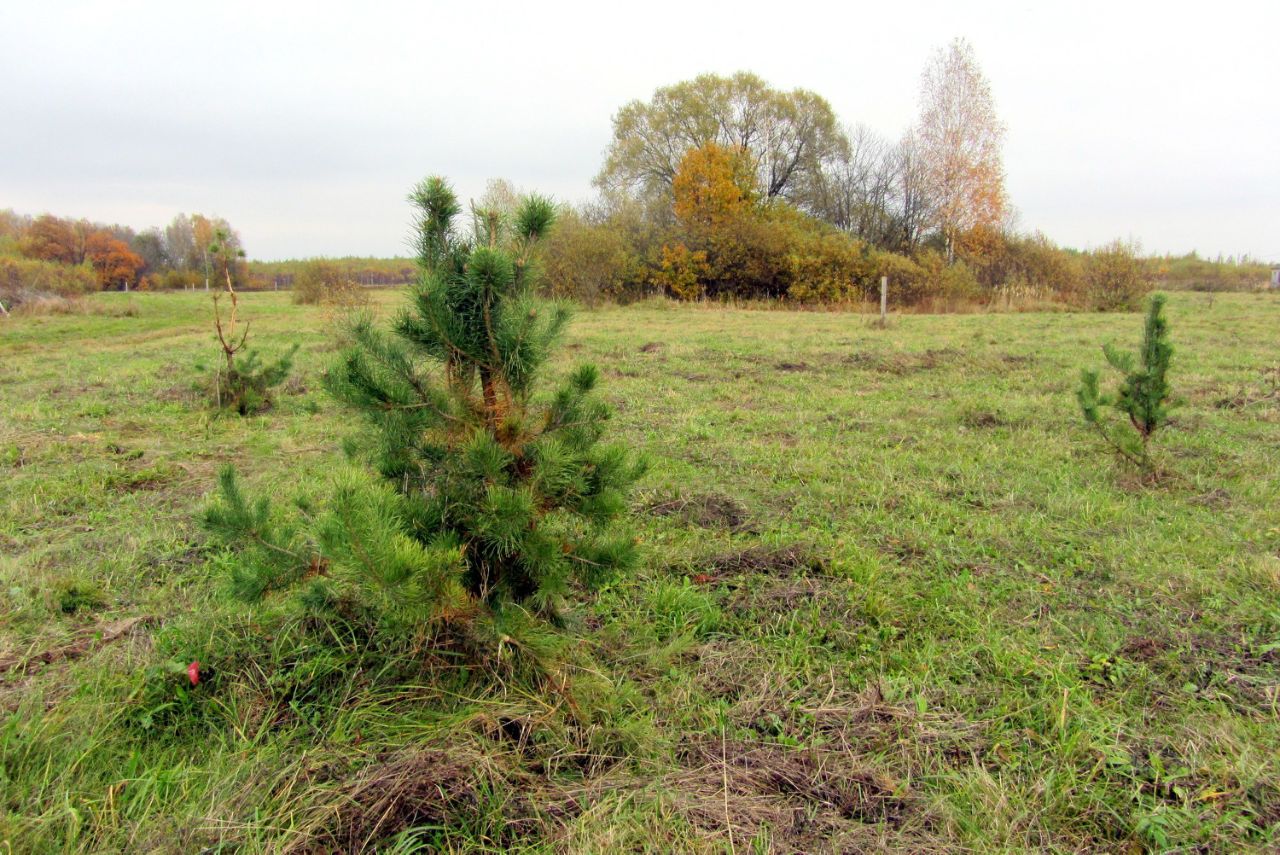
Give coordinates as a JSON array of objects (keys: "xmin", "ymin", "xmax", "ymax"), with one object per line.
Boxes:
[
  {"xmin": 664, "ymin": 735, "xmax": 917, "ymax": 851},
  {"xmin": 283, "ymin": 747, "xmax": 497, "ymax": 853},
  {"xmin": 7, "ymin": 294, "xmax": 138, "ymax": 317}
]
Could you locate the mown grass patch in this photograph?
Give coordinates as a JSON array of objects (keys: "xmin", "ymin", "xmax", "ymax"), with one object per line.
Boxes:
[{"xmin": 1, "ymin": 290, "xmax": 1278, "ymax": 851}]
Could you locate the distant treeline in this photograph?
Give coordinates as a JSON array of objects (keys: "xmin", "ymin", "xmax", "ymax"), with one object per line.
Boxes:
[
  {"xmin": 0, "ymin": 208, "xmax": 251, "ymax": 309},
  {"xmin": 1154, "ymin": 253, "xmax": 1274, "ymax": 292},
  {"xmin": 0, "ymin": 208, "xmax": 417, "ymax": 312},
  {"xmin": 247, "ymin": 257, "xmax": 416, "ymax": 291}
]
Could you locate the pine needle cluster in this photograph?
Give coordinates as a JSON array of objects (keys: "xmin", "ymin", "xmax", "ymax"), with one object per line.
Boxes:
[
  {"xmin": 205, "ymin": 176, "xmax": 644, "ymax": 671},
  {"xmin": 1077, "ymin": 293, "xmax": 1175, "ymax": 471}
]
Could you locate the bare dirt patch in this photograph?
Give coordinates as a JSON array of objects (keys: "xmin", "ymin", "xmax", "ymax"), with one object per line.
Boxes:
[
  {"xmin": 1122, "ymin": 625, "xmax": 1280, "ymax": 710},
  {"xmin": 1184, "ymin": 630, "xmax": 1280, "ymax": 708},
  {"xmin": 641, "ymin": 490, "xmax": 751, "ymax": 531},
  {"xmin": 999, "ymin": 353, "xmax": 1036, "ymax": 367},
  {"xmin": 845, "ymin": 347, "xmax": 963, "ymax": 375},
  {"xmin": 724, "ymin": 576, "xmax": 848, "ymax": 620},
  {"xmin": 960, "ymin": 409, "xmax": 1010, "ymax": 429},
  {"xmin": 696, "ymin": 544, "xmax": 824, "ymax": 579},
  {"xmin": 1190, "ymin": 487, "xmax": 1232, "ymax": 509},
  {"xmin": 881, "ymin": 536, "xmax": 929, "ymax": 564},
  {"xmin": 1120, "ymin": 635, "xmax": 1170, "ymax": 663},
  {"xmin": 693, "ymin": 656, "xmax": 982, "ymax": 760},
  {"xmin": 157, "ymin": 383, "xmax": 199, "ymax": 404}
]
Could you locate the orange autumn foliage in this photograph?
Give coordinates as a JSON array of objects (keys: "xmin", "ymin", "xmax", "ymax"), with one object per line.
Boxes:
[
  {"xmin": 85, "ymin": 231, "xmax": 144, "ymax": 290},
  {"xmin": 656, "ymin": 143, "xmax": 764, "ymax": 298}
]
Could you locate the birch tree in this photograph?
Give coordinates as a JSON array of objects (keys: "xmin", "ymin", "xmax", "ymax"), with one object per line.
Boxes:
[{"xmin": 916, "ymin": 38, "xmax": 1007, "ymax": 261}]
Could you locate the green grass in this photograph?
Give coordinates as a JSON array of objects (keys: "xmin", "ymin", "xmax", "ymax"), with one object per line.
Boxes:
[{"xmin": 2, "ymin": 289, "xmax": 1278, "ymax": 852}]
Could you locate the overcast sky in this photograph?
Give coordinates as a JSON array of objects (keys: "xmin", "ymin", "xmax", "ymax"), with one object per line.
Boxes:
[{"xmin": 2, "ymin": 1, "xmax": 1277, "ymax": 261}]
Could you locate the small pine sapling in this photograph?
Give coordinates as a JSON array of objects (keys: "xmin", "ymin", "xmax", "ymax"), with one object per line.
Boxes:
[
  {"xmin": 1077, "ymin": 293, "xmax": 1175, "ymax": 472},
  {"xmin": 205, "ymin": 176, "xmax": 644, "ymax": 675},
  {"xmin": 208, "ymin": 227, "xmax": 296, "ymax": 414}
]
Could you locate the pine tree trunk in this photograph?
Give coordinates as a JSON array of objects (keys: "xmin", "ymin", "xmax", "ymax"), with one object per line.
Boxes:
[{"xmin": 480, "ymin": 367, "xmax": 501, "ymax": 430}]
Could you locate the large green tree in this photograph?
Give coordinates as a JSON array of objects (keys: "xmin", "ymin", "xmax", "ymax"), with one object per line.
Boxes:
[{"xmin": 596, "ymin": 72, "xmax": 847, "ymax": 205}]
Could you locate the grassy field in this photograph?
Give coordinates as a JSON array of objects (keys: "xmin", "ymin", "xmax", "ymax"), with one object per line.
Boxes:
[{"xmin": 2, "ymin": 290, "xmax": 1279, "ymax": 853}]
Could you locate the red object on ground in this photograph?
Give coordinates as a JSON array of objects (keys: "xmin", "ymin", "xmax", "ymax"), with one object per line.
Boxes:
[{"xmin": 187, "ymin": 661, "xmax": 200, "ymax": 686}]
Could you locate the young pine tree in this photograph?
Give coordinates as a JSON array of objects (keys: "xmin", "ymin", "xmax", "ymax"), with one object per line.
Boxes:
[
  {"xmin": 206, "ymin": 177, "xmax": 644, "ymax": 666},
  {"xmin": 207, "ymin": 227, "xmax": 296, "ymax": 414},
  {"xmin": 1077, "ymin": 292, "xmax": 1175, "ymax": 472}
]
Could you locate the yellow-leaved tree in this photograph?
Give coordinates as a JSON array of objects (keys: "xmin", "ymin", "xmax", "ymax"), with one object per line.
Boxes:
[
  {"xmin": 656, "ymin": 142, "xmax": 765, "ymax": 298},
  {"xmin": 916, "ymin": 38, "xmax": 1008, "ymax": 264}
]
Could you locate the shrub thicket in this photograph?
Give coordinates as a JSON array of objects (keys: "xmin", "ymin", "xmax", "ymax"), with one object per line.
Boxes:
[
  {"xmin": 537, "ymin": 145, "xmax": 1132, "ymax": 313},
  {"xmin": 1156, "ymin": 253, "xmax": 1271, "ymax": 292},
  {"xmin": 160, "ymin": 268, "xmax": 201, "ymax": 290},
  {"xmin": 542, "ymin": 208, "xmax": 641, "ymax": 306},
  {"xmin": 1082, "ymin": 241, "xmax": 1153, "ymax": 311},
  {"xmin": 0, "ymin": 255, "xmax": 97, "ymax": 312},
  {"xmin": 292, "ymin": 259, "xmax": 369, "ymax": 307}
]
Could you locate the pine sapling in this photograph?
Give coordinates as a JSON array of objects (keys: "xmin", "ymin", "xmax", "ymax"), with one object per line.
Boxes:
[
  {"xmin": 1077, "ymin": 293, "xmax": 1175, "ymax": 472},
  {"xmin": 205, "ymin": 176, "xmax": 644, "ymax": 676},
  {"xmin": 207, "ymin": 227, "xmax": 296, "ymax": 414}
]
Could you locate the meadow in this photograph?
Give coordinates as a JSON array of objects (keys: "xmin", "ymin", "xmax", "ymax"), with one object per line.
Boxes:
[{"xmin": 2, "ymin": 290, "xmax": 1279, "ymax": 853}]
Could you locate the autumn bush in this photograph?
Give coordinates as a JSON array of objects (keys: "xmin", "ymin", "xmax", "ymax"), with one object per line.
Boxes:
[
  {"xmin": 0, "ymin": 255, "xmax": 97, "ymax": 312},
  {"xmin": 1155, "ymin": 253, "xmax": 1271, "ymax": 292},
  {"xmin": 292, "ymin": 259, "xmax": 368, "ymax": 307},
  {"xmin": 912, "ymin": 250, "xmax": 982, "ymax": 309},
  {"xmin": 961, "ymin": 230, "xmax": 1080, "ymax": 300},
  {"xmin": 998, "ymin": 233, "xmax": 1083, "ymax": 302},
  {"xmin": 542, "ymin": 208, "xmax": 642, "ymax": 306},
  {"xmin": 784, "ymin": 229, "xmax": 867, "ymax": 304},
  {"xmin": 648, "ymin": 144, "xmax": 875, "ymax": 303},
  {"xmin": 864, "ymin": 250, "xmax": 921, "ymax": 303},
  {"xmin": 161, "ymin": 269, "xmax": 201, "ymax": 290},
  {"xmin": 1082, "ymin": 241, "xmax": 1153, "ymax": 311},
  {"xmin": 653, "ymin": 143, "xmax": 772, "ymax": 300}
]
